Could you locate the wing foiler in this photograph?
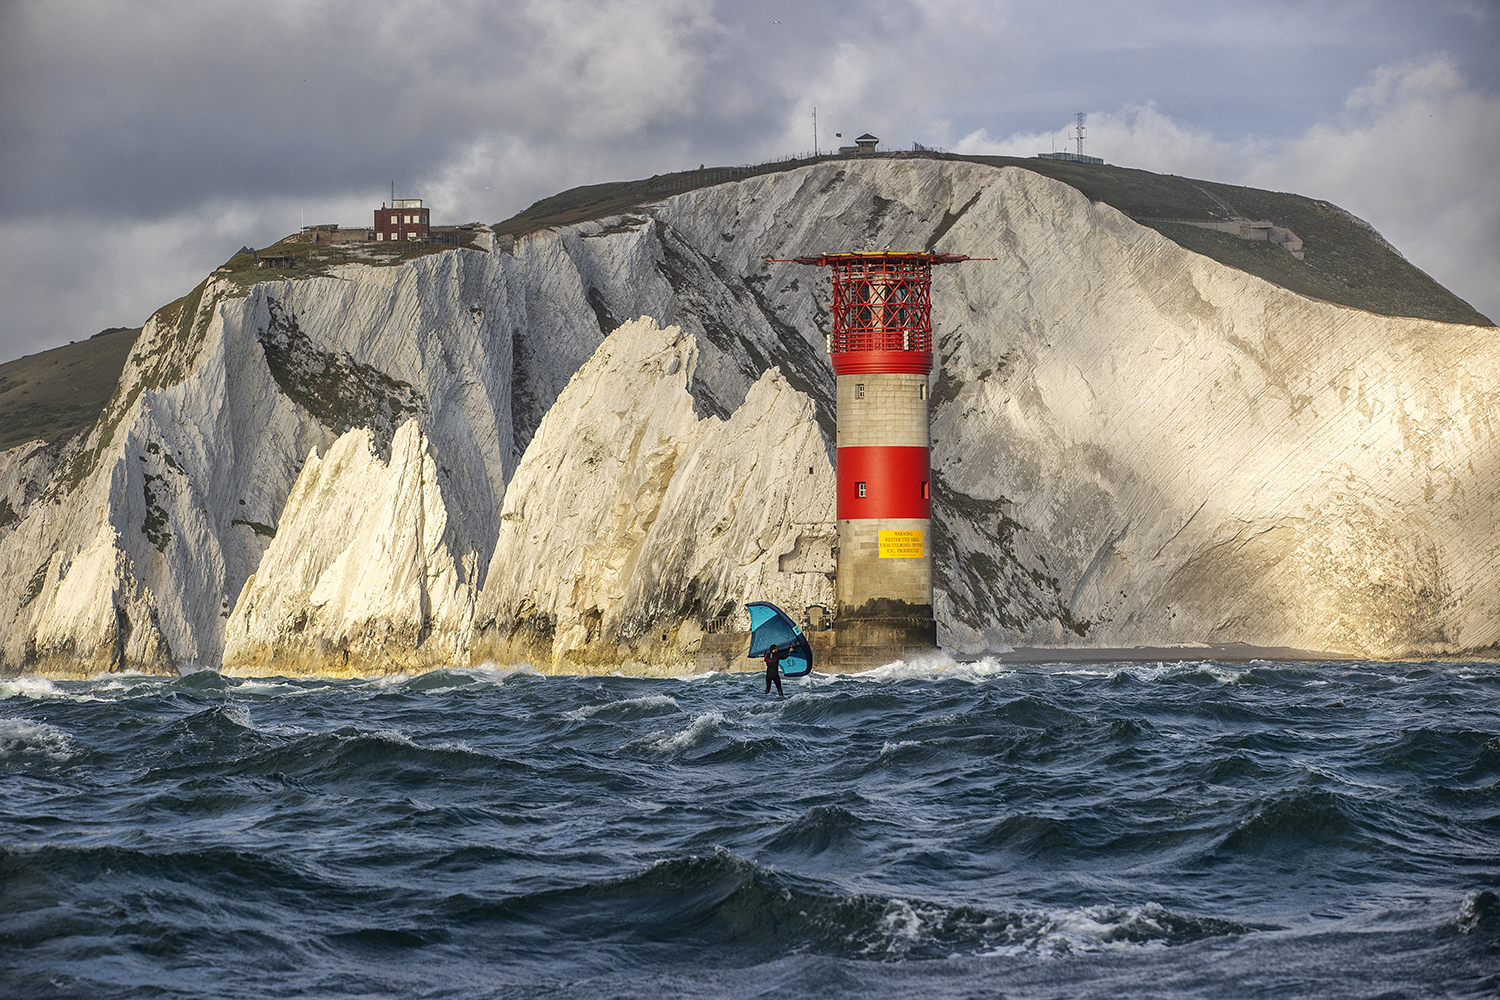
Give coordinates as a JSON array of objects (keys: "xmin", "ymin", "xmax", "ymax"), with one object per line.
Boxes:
[{"xmin": 746, "ymin": 602, "xmax": 813, "ymax": 677}]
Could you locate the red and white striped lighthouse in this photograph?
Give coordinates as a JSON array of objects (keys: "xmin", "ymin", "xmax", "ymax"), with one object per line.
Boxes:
[{"xmin": 790, "ymin": 251, "xmax": 973, "ymax": 667}]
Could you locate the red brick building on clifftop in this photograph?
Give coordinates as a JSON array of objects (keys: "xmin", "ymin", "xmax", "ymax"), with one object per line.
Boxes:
[{"xmin": 373, "ymin": 199, "xmax": 429, "ymax": 242}]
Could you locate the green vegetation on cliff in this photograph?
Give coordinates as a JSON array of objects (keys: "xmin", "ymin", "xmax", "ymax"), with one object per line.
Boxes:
[
  {"xmin": 211, "ymin": 227, "xmax": 490, "ymax": 295},
  {"xmin": 995, "ymin": 155, "xmax": 1491, "ymax": 326},
  {"xmin": 0, "ymin": 229, "xmax": 484, "ymax": 454},
  {"xmin": 491, "ymin": 156, "xmax": 829, "ymax": 240},
  {"xmin": 0, "ymin": 327, "xmax": 141, "ymax": 451}
]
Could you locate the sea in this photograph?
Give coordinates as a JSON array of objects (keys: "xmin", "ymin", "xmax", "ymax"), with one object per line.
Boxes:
[{"xmin": 2, "ymin": 658, "xmax": 1497, "ymax": 999}]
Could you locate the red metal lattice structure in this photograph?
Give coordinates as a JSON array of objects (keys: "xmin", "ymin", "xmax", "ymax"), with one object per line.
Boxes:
[{"xmin": 774, "ymin": 252, "xmax": 976, "ymax": 374}]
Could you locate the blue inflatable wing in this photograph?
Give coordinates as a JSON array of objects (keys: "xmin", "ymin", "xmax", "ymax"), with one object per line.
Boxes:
[{"xmin": 746, "ymin": 601, "xmax": 813, "ymax": 677}]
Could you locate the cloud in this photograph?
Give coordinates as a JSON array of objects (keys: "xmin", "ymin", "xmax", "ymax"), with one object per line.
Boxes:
[{"xmin": 0, "ymin": 0, "xmax": 766, "ymax": 357}]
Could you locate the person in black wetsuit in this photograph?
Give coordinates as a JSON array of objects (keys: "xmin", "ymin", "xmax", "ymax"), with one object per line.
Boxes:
[{"xmin": 763, "ymin": 643, "xmax": 786, "ymax": 697}]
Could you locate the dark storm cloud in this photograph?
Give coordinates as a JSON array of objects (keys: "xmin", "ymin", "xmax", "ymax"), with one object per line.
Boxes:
[
  {"xmin": 0, "ymin": 0, "xmax": 720, "ymax": 217},
  {"xmin": 1, "ymin": 0, "xmax": 1496, "ymax": 360}
]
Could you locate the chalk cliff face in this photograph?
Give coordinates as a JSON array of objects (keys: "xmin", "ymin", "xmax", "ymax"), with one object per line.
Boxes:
[
  {"xmin": 467, "ymin": 317, "xmax": 836, "ymax": 673},
  {"xmin": 222, "ymin": 420, "xmax": 475, "ymax": 675},
  {"xmin": 1, "ymin": 158, "xmax": 1496, "ymax": 676}
]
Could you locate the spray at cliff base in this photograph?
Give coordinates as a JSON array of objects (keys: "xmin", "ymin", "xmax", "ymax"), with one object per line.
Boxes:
[{"xmin": 3, "ymin": 659, "xmax": 1497, "ymax": 999}]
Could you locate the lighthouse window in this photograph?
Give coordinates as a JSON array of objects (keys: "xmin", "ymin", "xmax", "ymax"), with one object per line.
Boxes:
[
  {"xmin": 857, "ymin": 482, "xmax": 867, "ymax": 497},
  {"xmin": 919, "ymin": 382, "xmax": 927, "ymax": 400},
  {"xmin": 856, "ymin": 383, "xmax": 865, "ymax": 399},
  {"xmin": 921, "ymin": 481, "xmax": 930, "ymax": 500}
]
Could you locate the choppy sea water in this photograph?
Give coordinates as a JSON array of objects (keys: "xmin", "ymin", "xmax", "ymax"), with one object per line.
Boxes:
[{"xmin": 2, "ymin": 659, "xmax": 1497, "ymax": 999}]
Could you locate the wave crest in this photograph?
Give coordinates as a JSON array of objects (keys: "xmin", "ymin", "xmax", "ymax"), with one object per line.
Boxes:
[{"xmin": 0, "ymin": 717, "xmax": 81, "ymax": 762}]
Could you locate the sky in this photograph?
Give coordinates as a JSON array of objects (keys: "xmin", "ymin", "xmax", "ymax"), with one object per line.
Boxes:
[{"xmin": 2, "ymin": 0, "xmax": 1497, "ymax": 362}]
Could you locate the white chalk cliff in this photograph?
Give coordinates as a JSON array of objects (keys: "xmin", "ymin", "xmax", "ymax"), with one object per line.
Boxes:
[
  {"xmin": 468, "ymin": 317, "xmax": 836, "ymax": 672},
  {"xmin": 1, "ymin": 158, "xmax": 1496, "ymax": 675}
]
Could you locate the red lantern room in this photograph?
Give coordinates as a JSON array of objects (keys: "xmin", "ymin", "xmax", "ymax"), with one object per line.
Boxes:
[{"xmin": 793, "ymin": 252, "xmax": 970, "ymax": 374}]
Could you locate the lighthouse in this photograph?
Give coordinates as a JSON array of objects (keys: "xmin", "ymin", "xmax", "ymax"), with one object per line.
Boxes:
[{"xmin": 788, "ymin": 251, "xmax": 973, "ymax": 668}]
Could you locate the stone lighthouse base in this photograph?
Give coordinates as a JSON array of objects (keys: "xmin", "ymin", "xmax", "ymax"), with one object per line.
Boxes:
[{"xmin": 829, "ymin": 612, "xmax": 938, "ymax": 672}]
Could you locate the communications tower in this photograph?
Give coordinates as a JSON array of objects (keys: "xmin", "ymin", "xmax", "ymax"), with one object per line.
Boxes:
[{"xmin": 779, "ymin": 251, "xmax": 976, "ymax": 668}]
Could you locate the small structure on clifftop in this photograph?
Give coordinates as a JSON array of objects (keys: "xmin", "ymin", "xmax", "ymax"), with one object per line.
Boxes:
[{"xmin": 839, "ymin": 133, "xmax": 880, "ymax": 154}]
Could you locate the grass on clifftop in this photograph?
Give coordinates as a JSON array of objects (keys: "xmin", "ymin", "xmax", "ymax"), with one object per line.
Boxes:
[
  {"xmin": 211, "ymin": 228, "xmax": 490, "ymax": 296},
  {"xmin": 1002, "ymin": 157, "xmax": 1491, "ymax": 327},
  {"xmin": 0, "ymin": 328, "xmax": 141, "ymax": 451},
  {"xmin": 494, "ymin": 151, "xmax": 1491, "ymax": 328},
  {"xmin": 490, "ymin": 157, "xmax": 830, "ymax": 239}
]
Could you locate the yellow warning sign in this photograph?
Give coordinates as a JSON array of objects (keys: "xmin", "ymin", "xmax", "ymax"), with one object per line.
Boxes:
[{"xmin": 878, "ymin": 530, "xmax": 924, "ymax": 558}]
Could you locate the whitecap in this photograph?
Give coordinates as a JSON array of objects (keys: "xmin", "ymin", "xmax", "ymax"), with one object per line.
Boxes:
[
  {"xmin": 367, "ymin": 727, "xmax": 420, "ymax": 747},
  {"xmin": 858, "ymin": 898, "xmax": 985, "ymax": 958},
  {"xmin": 0, "ymin": 717, "xmax": 80, "ymax": 761},
  {"xmin": 863, "ymin": 659, "xmax": 947, "ymax": 680},
  {"xmin": 429, "ymin": 738, "xmax": 479, "ymax": 754},
  {"xmin": 365, "ymin": 673, "xmax": 416, "ymax": 690},
  {"xmin": 679, "ymin": 670, "xmax": 731, "ymax": 683},
  {"xmin": 878, "ymin": 898, "xmax": 927, "ymax": 946},
  {"xmin": 973, "ymin": 901, "xmax": 1247, "ymax": 958},
  {"xmin": 876, "ymin": 739, "xmax": 922, "ymax": 757},
  {"xmin": 0, "ymin": 670, "xmax": 183, "ymax": 704},
  {"xmin": 1104, "ymin": 661, "xmax": 1242, "ymax": 685},
  {"xmin": 626, "ymin": 711, "xmax": 726, "ymax": 754},
  {"xmin": 218, "ymin": 702, "xmax": 255, "ymax": 730},
  {"xmin": 950, "ymin": 657, "xmax": 1018, "ymax": 681},
  {"xmin": 836, "ymin": 654, "xmax": 1022, "ymax": 686},
  {"xmin": 230, "ymin": 678, "xmax": 328, "ymax": 698},
  {"xmin": 467, "ymin": 661, "xmax": 544, "ymax": 681},
  {"xmin": 564, "ymin": 693, "xmax": 680, "ymax": 721},
  {"xmin": 1109, "ymin": 662, "xmax": 1175, "ymax": 683},
  {"xmin": 0, "ymin": 677, "xmax": 66, "ymax": 701},
  {"xmin": 841, "ymin": 894, "xmax": 1252, "ymax": 960}
]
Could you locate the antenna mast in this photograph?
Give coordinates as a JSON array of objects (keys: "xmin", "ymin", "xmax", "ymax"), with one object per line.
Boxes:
[
  {"xmin": 813, "ymin": 107, "xmax": 818, "ymax": 157},
  {"xmin": 1074, "ymin": 112, "xmax": 1086, "ymax": 157}
]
